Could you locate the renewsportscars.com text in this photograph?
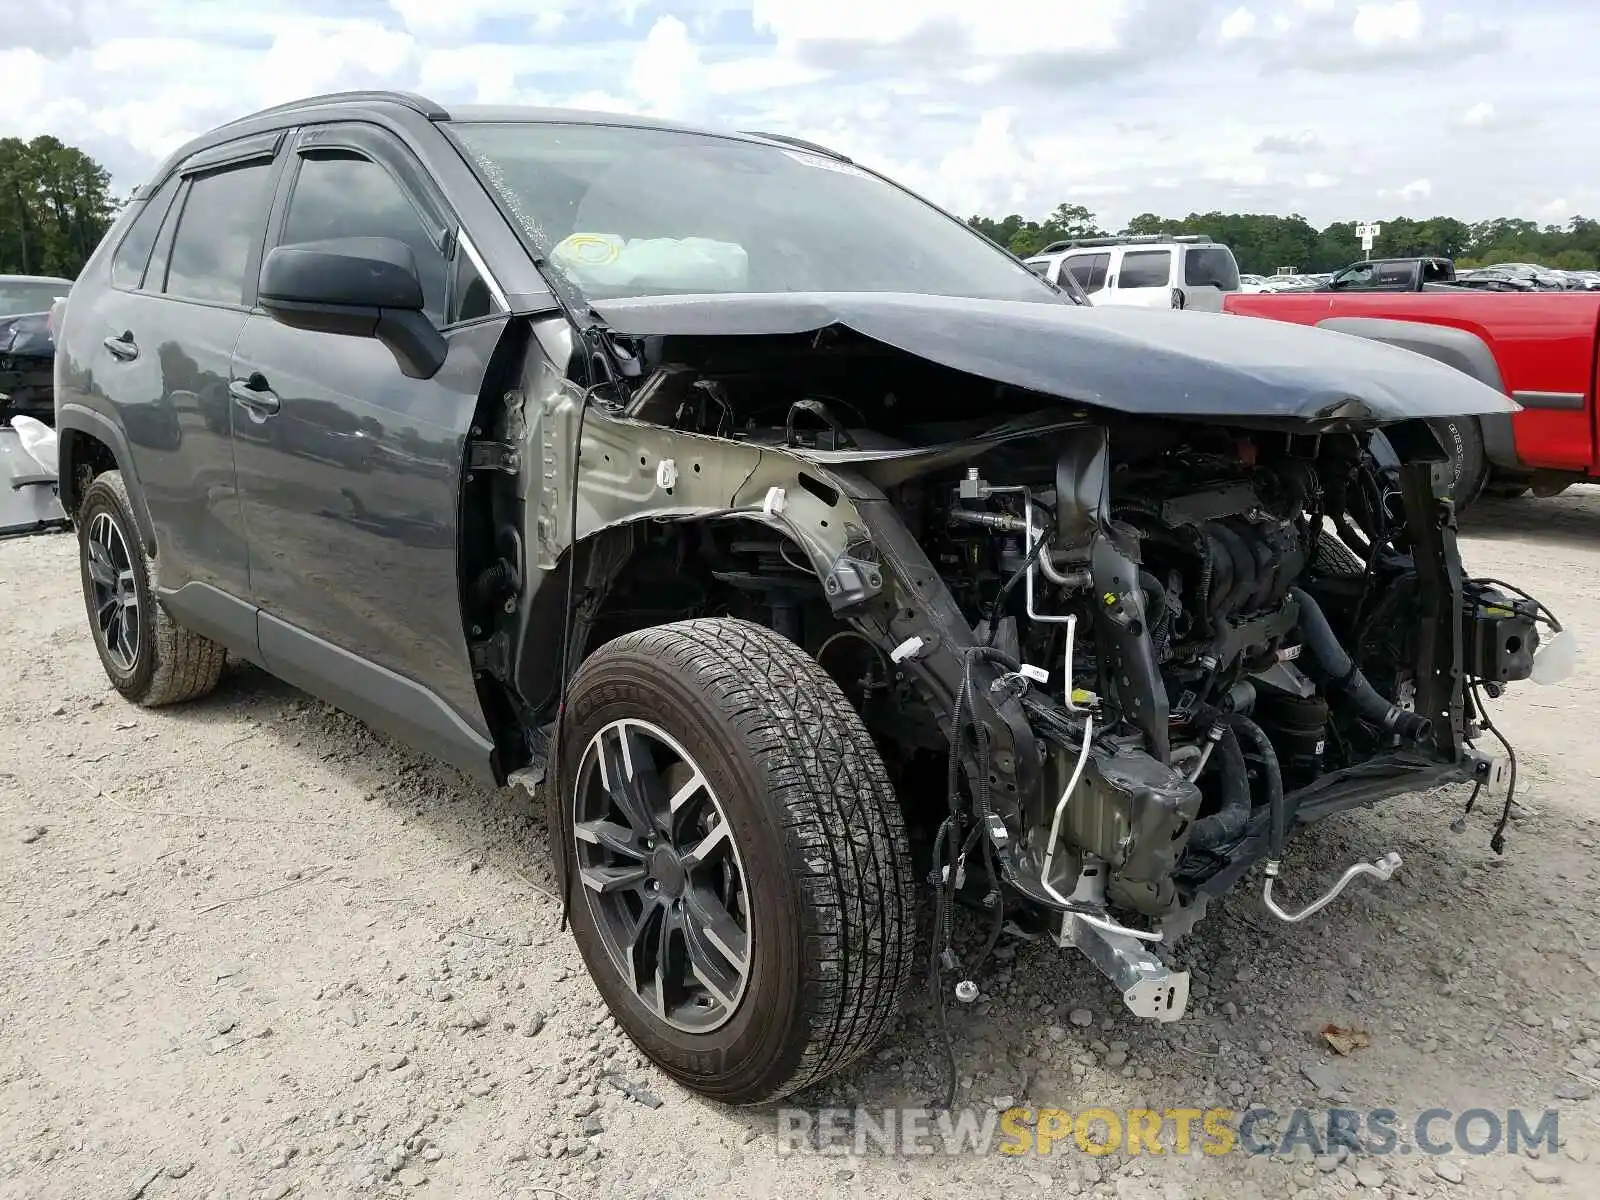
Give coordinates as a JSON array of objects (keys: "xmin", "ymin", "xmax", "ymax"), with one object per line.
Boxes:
[{"xmin": 775, "ymin": 1106, "xmax": 1559, "ymax": 1158}]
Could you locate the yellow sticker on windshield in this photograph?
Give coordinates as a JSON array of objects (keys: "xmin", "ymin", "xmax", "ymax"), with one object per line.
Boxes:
[{"xmin": 555, "ymin": 233, "xmax": 624, "ymax": 266}]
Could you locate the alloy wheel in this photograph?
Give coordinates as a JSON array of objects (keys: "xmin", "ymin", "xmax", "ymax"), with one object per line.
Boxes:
[
  {"xmin": 571, "ymin": 718, "xmax": 753, "ymax": 1033},
  {"xmin": 86, "ymin": 511, "xmax": 139, "ymax": 672}
]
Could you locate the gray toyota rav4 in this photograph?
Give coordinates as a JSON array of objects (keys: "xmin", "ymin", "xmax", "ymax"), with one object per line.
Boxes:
[{"xmin": 54, "ymin": 90, "xmax": 1559, "ymax": 1106}]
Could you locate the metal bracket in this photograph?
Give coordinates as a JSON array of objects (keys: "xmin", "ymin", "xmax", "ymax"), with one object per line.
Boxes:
[
  {"xmin": 467, "ymin": 439, "xmax": 519, "ymax": 476},
  {"xmin": 1055, "ymin": 911, "xmax": 1190, "ymax": 1023}
]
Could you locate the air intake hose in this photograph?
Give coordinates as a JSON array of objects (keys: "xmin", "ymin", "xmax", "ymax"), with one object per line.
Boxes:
[
  {"xmin": 1186, "ymin": 722, "xmax": 1250, "ymax": 852},
  {"xmin": 1289, "ymin": 587, "xmax": 1433, "ymax": 743}
]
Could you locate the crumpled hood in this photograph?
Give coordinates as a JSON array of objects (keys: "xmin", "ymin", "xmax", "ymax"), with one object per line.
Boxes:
[{"xmin": 593, "ymin": 291, "xmax": 1520, "ymax": 427}]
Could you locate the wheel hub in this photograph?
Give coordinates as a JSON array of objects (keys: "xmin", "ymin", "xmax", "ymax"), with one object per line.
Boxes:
[
  {"xmin": 572, "ymin": 718, "xmax": 753, "ymax": 1034},
  {"xmin": 648, "ymin": 848, "xmax": 687, "ymax": 898}
]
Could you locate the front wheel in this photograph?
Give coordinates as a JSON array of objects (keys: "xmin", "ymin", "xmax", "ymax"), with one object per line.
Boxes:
[
  {"xmin": 1427, "ymin": 417, "xmax": 1488, "ymax": 511},
  {"xmin": 553, "ymin": 618, "xmax": 916, "ymax": 1104}
]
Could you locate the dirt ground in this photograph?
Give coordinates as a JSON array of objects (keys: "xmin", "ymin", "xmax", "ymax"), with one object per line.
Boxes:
[{"xmin": 4, "ymin": 489, "xmax": 1600, "ymax": 1200}]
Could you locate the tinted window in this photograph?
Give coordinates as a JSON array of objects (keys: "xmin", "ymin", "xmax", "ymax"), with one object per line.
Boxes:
[
  {"xmin": 451, "ymin": 121, "xmax": 1058, "ymax": 303},
  {"xmin": 164, "ymin": 163, "xmax": 273, "ymax": 305},
  {"xmin": 1024, "ymin": 260, "xmax": 1049, "ymax": 277},
  {"xmin": 1065, "ymin": 253, "xmax": 1110, "ymax": 291},
  {"xmin": 110, "ymin": 177, "xmax": 179, "ymax": 291},
  {"xmin": 451, "ymin": 248, "xmax": 496, "ymax": 323},
  {"xmin": 1117, "ymin": 250, "xmax": 1171, "ymax": 289},
  {"xmin": 1184, "ymin": 246, "xmax": 1240, "ymax": 290},
  {"xmin": 0, "ymin": 279, "xmax": 70, "ymax": 317},
  {"xmin": 282, "ymin": 152, "xmax": 447, "ymax": 322}
]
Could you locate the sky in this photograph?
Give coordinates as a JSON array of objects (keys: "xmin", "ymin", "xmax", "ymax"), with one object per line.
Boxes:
[{"xmin": 3, "ymin": 0, "xmax": 1595, "ymax": 231}]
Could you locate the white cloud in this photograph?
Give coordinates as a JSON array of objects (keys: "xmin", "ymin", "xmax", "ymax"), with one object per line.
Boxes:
[
  {"xmin": 629, "ymin": 16, "xmax": 703, "ymax": 117},
  {"xmin": 0, "ymin": 0, "xmax": 1595, "ymax": 234},
  {"xmin": 1387, "ymin": 178, "xmax": 1433, "ymax": 201},
  {"xmin": 751, "ymin": 0, "xmax": 1128, "ymax": 58},
  {"xmin": 388, "ymin": 0, "xmax": 566, "ymax": 41},
  {"xmin": 1352, "ymin": 0, "xmax": 1422, "ymax": 46},
  {"xmin": 1219, "ymin": 6, "xmax": 1257, "ymax": 41}
]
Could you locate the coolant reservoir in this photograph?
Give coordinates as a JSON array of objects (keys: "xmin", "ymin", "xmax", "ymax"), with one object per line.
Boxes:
[{"xmin": 1531, "ymin": 628, "xmax": 1578, "ymax": 685}]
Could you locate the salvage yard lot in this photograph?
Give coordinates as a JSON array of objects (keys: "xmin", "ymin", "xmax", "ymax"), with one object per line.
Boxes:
[{"xmin": 3, "ymin": 492, "xmax": 1600, "ymax": 1200}]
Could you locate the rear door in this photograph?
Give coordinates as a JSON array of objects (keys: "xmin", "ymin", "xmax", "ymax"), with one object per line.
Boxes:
[
  {"xmin": 1180, "ymin": 244, "xmax": 1241, "ymax": 312},
  {"xmin": 227, "ymin": 122, "xmax": 509, "ymax": 773},
  {"xmin": 1061, "ymin": 252, "xmax": 1111, "ymax": 304},
  {"xmin": 66, "ymin": 136, "xmax": 281, "ymax": 640},
  {"xmin": 1106, "ymin": 248, "xmax": 1173, "ymax": 307}
]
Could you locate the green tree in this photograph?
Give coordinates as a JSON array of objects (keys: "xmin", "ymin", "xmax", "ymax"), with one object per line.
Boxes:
[{"xmin": 0, "ymin": 135, "xmax": 118, "ymax": 278}]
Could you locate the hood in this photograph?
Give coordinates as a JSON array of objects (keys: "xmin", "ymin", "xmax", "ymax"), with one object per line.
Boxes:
[
  {"xmin": 593, "ymin": 292, "xmax": 1520, "ymax": 428},
  {"xmin": 0, "ymin": 312, "xmax": 54, "ymax": 359}
]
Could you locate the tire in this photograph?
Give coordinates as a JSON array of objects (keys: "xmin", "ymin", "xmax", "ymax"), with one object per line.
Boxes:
[
  {"xmin": 1313, "ymin": 530, "xmax": 1366, "ymax": 577},
  {"xmin": 552, "ymin": 617, "xmax": 916, "ymax": 1104},
  {"xmin": 77, "ymin": 470, "xmax": 227, "ymax": 706},
  {"xmin": 1427, "ymin": 417, "xmax": 1488, "ymax": 511}
]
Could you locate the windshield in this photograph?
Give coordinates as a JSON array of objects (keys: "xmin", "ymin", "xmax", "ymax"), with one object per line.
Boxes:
[
  {"xmin": 450, "ymin": 122, "xmax": 1063, "ymax": 304},
  {"xmin": 0, "ymin": 279, "xmax": 69, "ymax": 317}
]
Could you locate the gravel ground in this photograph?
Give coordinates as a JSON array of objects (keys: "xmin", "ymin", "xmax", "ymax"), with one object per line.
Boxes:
[{"xmin": 4, "ymin": 489, "xmax": 1600, "ymax": 1199}]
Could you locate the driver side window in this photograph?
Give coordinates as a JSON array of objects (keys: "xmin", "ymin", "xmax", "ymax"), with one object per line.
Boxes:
[{"xmin": 281, "ymin": 151, "xmax": 449, "ymax": 324}]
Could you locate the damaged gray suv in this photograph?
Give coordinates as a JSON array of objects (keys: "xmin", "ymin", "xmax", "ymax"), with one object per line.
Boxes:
[{"xmin": 55, "ymin": 91, "xmax": 1561, "ymax": 1105}]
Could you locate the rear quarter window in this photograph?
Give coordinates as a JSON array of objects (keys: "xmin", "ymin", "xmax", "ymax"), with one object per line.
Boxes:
[
  {"xmin": 1184, "ymin": 246, "xmax": 1240, "ymax": 290},
  {"xmin": 1117, "ymin": 250, "xmax": 1172, "ymax": 289},
  {"xmin": 110, "ymin": 176, "xmax": 180, "ymax": 291}
]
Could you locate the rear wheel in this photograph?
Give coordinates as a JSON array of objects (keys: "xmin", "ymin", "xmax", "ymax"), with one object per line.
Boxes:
[
  {"xmin": 76, "ymin": 470, "xmax": 227, "ymax": 706},
  {"xmin": 553, "ymin": 617, "xmax": 916, "ymax": 1104}
]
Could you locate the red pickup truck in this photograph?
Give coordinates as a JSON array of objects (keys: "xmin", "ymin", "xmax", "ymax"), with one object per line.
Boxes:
[{"xmin": 1223, "ymin": 290, "xmax": 1600, "ymax": 505}]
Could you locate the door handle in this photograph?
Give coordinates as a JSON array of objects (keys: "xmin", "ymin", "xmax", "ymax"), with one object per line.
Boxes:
[
  {"xmin": 103, "ymin": 332, "xmax": 138, "ymax": 361},
  {"xmin": 229, "ymin": 377, "xmax": 281, "ymax": 416}
]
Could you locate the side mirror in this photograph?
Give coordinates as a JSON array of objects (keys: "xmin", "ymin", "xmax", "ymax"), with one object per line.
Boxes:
[{"xmin": 258, "ymin": 236, "xmax": 447, "ymax": 380}]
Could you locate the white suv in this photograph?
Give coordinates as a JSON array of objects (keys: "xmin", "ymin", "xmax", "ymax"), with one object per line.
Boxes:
[{"xmin": 1024, "ymin": 235, "xmax": 1241, "ymax": 312}]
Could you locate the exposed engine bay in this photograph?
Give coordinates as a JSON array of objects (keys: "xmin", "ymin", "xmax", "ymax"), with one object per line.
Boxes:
[{"xmin": 486, "ymin": 312, "xmax": 1567, "ymax": 1032}]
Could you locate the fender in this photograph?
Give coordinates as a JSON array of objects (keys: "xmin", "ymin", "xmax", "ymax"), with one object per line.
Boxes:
[
  {"xmin": 54, "ymin": 402, "xmax": 159, "ymax": 552},
  {"xmin": 1313, "ymin": 316, "xmax": 1520, "ymax": 469}
]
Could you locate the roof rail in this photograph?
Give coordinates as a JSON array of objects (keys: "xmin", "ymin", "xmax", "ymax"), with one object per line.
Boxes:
[
  {"xmin": 741, "ymin": 131, "xmax": 853, "ymax": 163},
  {"xmin": 227, "ymin": 90, "xmax": 452, "ymax": 126},
  {"xmin": 1038, "ymin": 233, "xmax": 1214, "ymax": 254}
]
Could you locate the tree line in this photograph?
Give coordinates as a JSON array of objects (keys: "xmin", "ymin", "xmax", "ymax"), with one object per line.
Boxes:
[
  {"xmin": 0, "ymin": 136, "xmax": 119, "ymax": 279},
  {"xmin": 7, "ymin": 131, "xmax": 1600, "ymax": 283},
  {"xmin": 968, "ymin": 204, "xmax": 1600, "ymax": 274}
]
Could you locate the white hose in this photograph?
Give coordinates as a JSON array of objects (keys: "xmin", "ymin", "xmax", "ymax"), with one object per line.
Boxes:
[{"xmin": 1040, "ymin": 711, "xmax": 1093, "ymax": 908}]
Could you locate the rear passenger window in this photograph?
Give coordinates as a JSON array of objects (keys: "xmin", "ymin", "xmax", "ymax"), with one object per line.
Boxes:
[
  {"xmin": 1066, "ymin": 253, "xmax": 1109, "ymax": 292},
  {"xmin": 282, "ymin": 153, "xmax": 448, "ymax": 324},
  {"xmin": 1117, "ymin": 251, "xmax": 1171, "ymax": 289},
  {"xmin": 110, "ymin": 176, "xmax": 179, "ymax": 291},
  {"xmin": 163, "ymin": 163, "xmax": 274, "ymax": 305}
]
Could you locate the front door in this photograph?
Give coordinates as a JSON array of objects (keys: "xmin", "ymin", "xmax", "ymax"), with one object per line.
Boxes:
[{"xmin": 227, "ymin": 126, "xmax": 508, "ymax": 769}]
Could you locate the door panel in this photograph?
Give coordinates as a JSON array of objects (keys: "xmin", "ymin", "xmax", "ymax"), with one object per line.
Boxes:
[
  {"xmin": 74, "ymin": 154, "xmax": 277, "ymax": 604},
  {"xmin": 229, "ymin": 313, "xmax": 507, "ymax": 741}
]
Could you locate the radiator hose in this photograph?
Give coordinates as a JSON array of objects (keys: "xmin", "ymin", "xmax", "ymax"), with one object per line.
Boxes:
[
  {"xmin": 1186, "ymin": 720, "xmax": 1250, "ymax": 852},
  {"xmin": 1289, "ymin": 587, "xmax": 1433, "ymax": 743},
  {"xmin": 1227, "ymin": 713, "xmax": 1288, "ymax": 860}
]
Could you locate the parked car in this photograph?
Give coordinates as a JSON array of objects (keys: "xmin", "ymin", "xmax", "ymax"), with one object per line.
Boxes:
[
  {"xmin": 1023, "ymin": 235, "xmax": 1242, "ymax": 311},
  {"xmin": 56, "ymin": 91, "xmax": 1554, "ymax": 1106},
  {"xmin": 1, "ymin": 274, "xmax": 72, "ymax": 426},
  {"xmin": 1225, "ymin": 288, "xmax": 1600, "ymax": 504},
  {"xmin": 1317, "ymin": 256, "xmax": 1460, "ymax": 292}
]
